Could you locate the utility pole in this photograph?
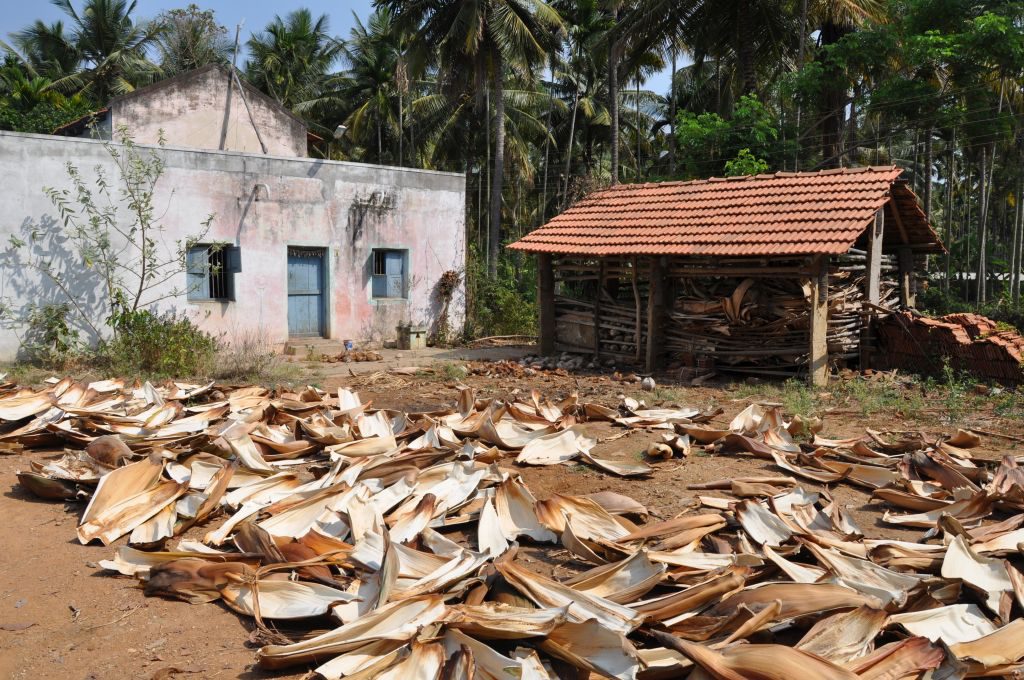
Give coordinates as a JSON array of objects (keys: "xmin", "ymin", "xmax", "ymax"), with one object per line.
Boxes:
[{"xmin": 218, "ymin": 22, "xmax": 243, "ymax": 151}]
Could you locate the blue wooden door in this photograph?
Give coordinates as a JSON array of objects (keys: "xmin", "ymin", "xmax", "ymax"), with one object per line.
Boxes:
[{"xmin": 287, "ymin": 248, "xmax": 325, "ymax": 336}]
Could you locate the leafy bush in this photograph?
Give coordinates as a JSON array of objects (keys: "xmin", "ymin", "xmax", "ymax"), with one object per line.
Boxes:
[
  {"xmin": 724, "ymin": 148, "xmax": 769, "ymax": 177},
  {"xmin": 464, "ymin": 247, "xmax": 537, "ymax": 339},
  {"xmin": 21, "ymin": 302, "xmax": 87, "ymax": 370},
  {"xmin": 0, "ymin": 98, "xmax": 96, "ymax": 135},
  {"xmin": 99, "ymin": 309, "xmax": 218, "ymax": 379},
  {"xmin": 675, "ymin": 95, "xmax": 782, "ymax": 179}
]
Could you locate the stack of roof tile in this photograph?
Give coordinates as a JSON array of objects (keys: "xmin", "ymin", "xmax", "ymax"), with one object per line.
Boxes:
[{"xmin": 876, "ymin": 312, "xmax": 1024, "ymax": 384}]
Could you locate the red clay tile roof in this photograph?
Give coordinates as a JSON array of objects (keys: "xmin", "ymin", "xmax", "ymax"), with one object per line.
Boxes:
[{"xmin": 509, "ymin": 166, "xmax": 944, "ymax": 257}]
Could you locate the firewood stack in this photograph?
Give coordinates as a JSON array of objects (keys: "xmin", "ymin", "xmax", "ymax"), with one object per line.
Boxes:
[
  {"xmin": 663, "ymin": 252, "xmax": 899, "ymax": 376},
  {"xmin": 550, "ymin": 252, "xmax": 902, "ymax": 375}
]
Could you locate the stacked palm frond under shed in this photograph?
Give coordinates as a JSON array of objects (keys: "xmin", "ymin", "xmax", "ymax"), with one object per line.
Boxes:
[{"xmin": 510, "ymin": 166, "xmax": 944, "ymax": 384}]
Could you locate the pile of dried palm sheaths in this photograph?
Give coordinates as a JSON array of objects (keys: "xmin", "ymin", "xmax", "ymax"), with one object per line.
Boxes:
[{"xmin": 5, "ymin": 376, "xmax": 1024, "ymax": 678}]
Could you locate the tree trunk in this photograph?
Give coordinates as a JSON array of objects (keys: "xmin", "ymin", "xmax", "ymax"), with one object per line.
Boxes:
[
  {"xmin": 736, "ymin": 0, "xmax": 757, "ymax": 95},
  {"xmin": 794, "ymin": 0, "xmax": 807, "ymax": 170},
  {"xmin": 819, "ymin": 21, "xmax": 847, "ymax": 169},
  {"xmin": 488, "ymin": 56, "xmax": 505, "ymax": 278},
  {"xmin": 540, "ymin": 60, "xmax": 555, "ymax": 225},
  {"xmin": 1015, "ymin": 176, "xmax": 1024, "ymax": 304},
  {"xmin": 943, "ymin": 140, "xmax": 954, "ymax": 294},
  {"xmin": 669, "ymin": 50, "xmax": 677, "ymax": 176},
  {"xmin": 635, "ymin": 76, "xmax": 642, "ymax": 180},
  {"xmin": 847, "ymin": 83, "xmax": 860, "ymax": 166},
  {"xmin": 963, "ymin": 165, "xmax": 972, "ymax": 301},
  {"xmin": 1011, "ymin": 175, "xmax": 1022, "ymax": 304},
  {"xmin": 563, "ymin": 83, "xmax": 580, "ymax": 207},
  {"xmin": 609, "ymin": 37, "xmax": 620, "ymax": 185},
  {"xmin": 977, "ymin": 149, "xmax": 988, "ymax": 305},
  {"xmin": 923, "ymin": 128, "xmax": 933, "ymax": 221}
]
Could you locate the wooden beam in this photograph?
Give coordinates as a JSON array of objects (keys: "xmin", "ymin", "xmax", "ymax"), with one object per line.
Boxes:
[
  {"xmin": 898, "ymin": 247, "xmax": 915, "ymax": 307},
  {"xmin": 593, "ymin": 259, "xmax": 605, "ymax": 359},
  {"xmin": 537, "ymin": 253, "xmax": 555, "ymax": 355},
  {"xmin": 645, "ymin": 256, "xmax": 666, "ymax": 373},
  {"xmin": 808, "ymin": 256, "xmax": 829, "ymax": 387},
  {"xmin": 889, "ymin": 199, "xmax": 910, "ymax": 245}
]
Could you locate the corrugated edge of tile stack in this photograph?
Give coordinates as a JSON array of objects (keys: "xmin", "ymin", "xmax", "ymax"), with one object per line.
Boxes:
[{"xmin": 875, "ymin": 312, "xmax": 1024, "ymax": 384}]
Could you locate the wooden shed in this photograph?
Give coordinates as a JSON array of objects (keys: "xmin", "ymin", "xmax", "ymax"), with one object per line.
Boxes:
[{"xmin": 508, "ymin": 167, "xmax": 944, "ymax": 385}]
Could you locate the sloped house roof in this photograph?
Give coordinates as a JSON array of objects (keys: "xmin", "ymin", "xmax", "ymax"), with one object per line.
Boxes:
[
  {"xmin": 54, "ymin": 64, "xmax": 308, "ymax": 157},
  {"xmin": 509, "ymin": 166, "xmax": 943, "ymax": 257}
]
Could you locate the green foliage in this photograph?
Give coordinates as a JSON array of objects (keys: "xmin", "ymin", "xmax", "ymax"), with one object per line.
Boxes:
[
  {"xmin": 22, "ymin": 303, "xmax": 85, "ymax": 369},
  {"xmin": 215, "ymin": 328, "xmax": 298, "ymax": 383},
  {"xmin": 432, "ymin": 270, "xmax": 461, "ymax": 347},
  {"xmin": 464, "ymin": 246, "xmax": 538, "ymax": 338},
  {"xmin": 724, "ymin": 148, "xmax": 769, "ymax": 177},
  {"xmin": 245, "ymin": 9, "xmax": 341, "ymax": 110},
  {"xmin": 4, "ymin": 0, "xmax": 162, "ymax": 102},
  {"xmin": 675, "ymin": 95, "xmax": 780, "ymax": 178},
  {"xmin": 833, "ymin": 376, "xmax": 924, "ymax": 419},
  {"xmin": 100, "ymin": 309, "xmax": 217, "ymax": 379},
  {"xmin": 732, "ymin": 378, "xmax": 817, "ymax": 416},
  {"xmin": 733, "ymin": 374, "xmax": 924, "ymax": 419},
  {"xmin": 925, "ymin": 360, "xmax": 977, "ymax": 425},
  {"xmin": 0, "ymin": 97, "xmax": 94, "ymax": 134},
  {"xmin": 435, "ymin": 361, "xmax": 468, "ymax": 381},
  {"xmin": 918, "ymin": 286, "xmax": 1024, "ymax": 334}
]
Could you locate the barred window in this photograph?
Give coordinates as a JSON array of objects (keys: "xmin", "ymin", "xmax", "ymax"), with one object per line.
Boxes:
[
  {"xmin": 187, "ymin": 244, "xmax": 240, "ymax": 301},
  {"xmin": 371, "ymin": 249, "xmax": 407, "ymax": 299}
]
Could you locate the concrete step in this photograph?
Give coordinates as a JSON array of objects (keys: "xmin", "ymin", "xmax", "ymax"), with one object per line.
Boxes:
[{"xmin": 284, "ymin": 339, "xmax": 347, "ymax": 357}]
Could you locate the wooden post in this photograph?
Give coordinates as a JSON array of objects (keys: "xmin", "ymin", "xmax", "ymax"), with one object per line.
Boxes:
[
  {"xmin": 861, "ymin": 208, "xmax": 885, "ymax": 370},
  {"xmin": 537, "ymin": 253, "xmax": 555, "ymax": 355},
  {"xmin": 867, "ymin": 209, "xmax": 884, "ymax": 304},
  {"xmin": 632, "ymin": 256, "xmax": 642, "ymax": 364},
  {"xmin": 898, "ymin": 247, "xmax": 915, "ymax": 308},
  {"xmin": 593, "ymin": 259, "xmax": 604, "ymax": 359},
  {"xmin": 809, "ymin": 256, "xmax": 829, "ymax": 387},
  {"xmin": 645, "ymin": 256, "xmax": 666, "ymax": 373}
]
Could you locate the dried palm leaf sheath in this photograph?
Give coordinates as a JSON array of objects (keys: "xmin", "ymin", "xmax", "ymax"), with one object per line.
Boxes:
[{"xmin": 6, "ymin": 380, "xmax": 1024, "ymax": 678}]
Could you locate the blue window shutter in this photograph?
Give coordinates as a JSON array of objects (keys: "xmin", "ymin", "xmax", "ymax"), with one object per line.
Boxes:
[
  {"xmin": 385, "ymin": 251, "xmax": 404, "ymax": 298},
  {"xmin": 225, "ymin": 246, "xmax": 242, "ymax": 273},
  {"xmin": 187, "ymin": 247, "xmax": 209, "ymax": 300},
  {"xmin": 372, "ymin": 274, "xmax": 387, "ymax": 298}
]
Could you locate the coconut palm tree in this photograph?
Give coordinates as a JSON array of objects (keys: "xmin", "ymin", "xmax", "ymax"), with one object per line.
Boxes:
[
  {"xmin": 3, "ymin": 20, "xmax": 80, "ymax": 82},
  {"xmin": 383, "ymin": 0, "xmax": 563, "ymax": 277},
  {"xmin": 153, "ymin": 5, "xmax": 232, "ymax": 77},
  {"xmin": 807, "ymin": 0, "xmax": 885, "ymax": 167},
  {"xmin": 316, "ymin": 9, "xmax": 409, "ymax": 164},
  {"xmin": 47, "ymin": 0, "xmax": 162, "ymax": 101},
  {"xmin": 245, "ymin": 9, "xmax": 341, "ymax": 111}
]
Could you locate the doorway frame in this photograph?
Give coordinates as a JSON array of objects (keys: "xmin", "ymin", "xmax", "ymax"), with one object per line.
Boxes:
[{"xmin": 286, "ymin": 244, "xmax": 331, "ymax": 338}]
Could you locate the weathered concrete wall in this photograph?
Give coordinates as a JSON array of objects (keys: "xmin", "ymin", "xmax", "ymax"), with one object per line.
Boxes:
[
  {"xmin": 0, "ymin": 131, "xmax": 466, "ymax": 361},
  {"xmin": 110, "ymin": 65, "xmax": 307, "ymax": 157}
]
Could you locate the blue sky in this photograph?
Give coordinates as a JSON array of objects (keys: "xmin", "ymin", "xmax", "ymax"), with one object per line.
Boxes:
[{"xmin": 2, "ymin": 0, "xmax": 673, "ymax": 94}]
